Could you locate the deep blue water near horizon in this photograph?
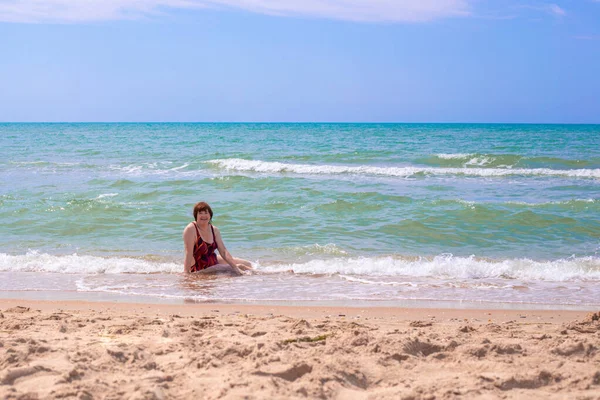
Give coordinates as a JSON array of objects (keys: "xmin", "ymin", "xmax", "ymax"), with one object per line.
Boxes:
[{"xmin": 1, "ymin": 123, "xmax": 599, "ymax": 308}]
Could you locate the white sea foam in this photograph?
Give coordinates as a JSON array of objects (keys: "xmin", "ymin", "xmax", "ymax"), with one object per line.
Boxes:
[
  {"xmin": 435, "ymin": 153, "xmax": 506, "ymax": 167},
  {"xmin": 168, "ymin": 163, "xmax": 189, "ymax": 172},
  {"xmin": 0, "ymin": 251, "xmax": 181, "ymax": 274},
  {"xmin": 505, "ymin": 199, "xmax": 597, "ymax": 206},
  {"xmin": 96, "ymin": 193, "xmax": 119, "ymax": 199},
  {"xmin": 436, "ymin": 153, "xmax": 473, "ymax": 159},
  {"xmin": 207, "ymin": 158, "xmax": 600, "ymax": 179},
  {"xmin": 436, "ymin": 153, "xmax": 495, "ymax": 167},
  {"xmin": 257, "ymin": 254, "xmax": 600, "ymax": 282},
  {"xmin": 107, "ymin": 162, "xmax": 191, "ymax": 176},
  {"xmin": 340, "ymin": 275, "xmax": 418, "ymax": 287},
  {"xmin": 2, "ymin": 252, "xmax": 599, "ymax": 282},
  {"xmin": 465, "ymin": 156, "xmax": 493, "ymax": 167}
]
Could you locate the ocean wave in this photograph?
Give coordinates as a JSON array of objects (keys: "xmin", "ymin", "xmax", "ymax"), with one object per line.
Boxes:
[
  {"xmin": 504, "ymin": 199, "xmax": 597, "ymax": 207},
  {"xmin": 9, "ymin": 161, "xmax": 81, "ymax": 166},
  {"xmin": 0, "ymin": 251, "xmax": 182, "ymax": 274},
  {"xmin": 6, "ymin": 160, "xmax": 96, "ymax": 171},
  {"xmin": 206, "ymin": 158, "xmax": 600, "ymax": 179},
  {"xmin": 433, "ymin": 153, "xmax": 503, "ymax": 167},
  {"xmin": 257, "ymin": 254, "xmax": 600, "ymax": 281},
  {"xmin": 436, "ymin": 153, "xmax": 474, "ymax": 160},
  {"xmin": 96, "ymin": 193, "xmax": 119, "ymax": 199},
  {"xmin": 7, "ymin": 157, "xmax": 600, "ymax": 180},
  {"xmin": 107, "ymin": 162, "xmax": 179, "ymax": 175},
  {"xmin": 3, "ymin": 252, "xmax": 599, "ymax": 281},
  {"xmin": 424, "ymin": 153, "xmax": 597, "ymax": 169},
  {"xmin": 4, "ymin": 160, "xmax": 196, "ymax": 177},
  {"xmin": 428, "ymin": 198, "xmax": 599, "ymax": 214}
]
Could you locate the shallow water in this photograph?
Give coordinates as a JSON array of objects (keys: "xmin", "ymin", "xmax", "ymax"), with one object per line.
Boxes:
[{"xmin": 1, "ymin": 123, "xmax": 599, "ymax": 307}]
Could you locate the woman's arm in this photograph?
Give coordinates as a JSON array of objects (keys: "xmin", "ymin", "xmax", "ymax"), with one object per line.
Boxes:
[
  {"xmin": 213, "ymin": 226, "xmax": 244, "ymax": 275},
  {"xmin": 182, "ymin": 223, "xmax": 196, "ymax": 273}
]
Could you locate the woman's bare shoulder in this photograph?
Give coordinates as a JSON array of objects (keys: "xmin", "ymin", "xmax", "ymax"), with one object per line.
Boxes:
[{"xmin": 183, "ymin": 222, "xmax": 196, "ymax": 234}]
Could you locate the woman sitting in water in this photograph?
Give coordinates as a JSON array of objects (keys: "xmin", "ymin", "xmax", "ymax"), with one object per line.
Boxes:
[{"xmin": 183, "ymin": 202, "xmax": 253, "ymax": 275}]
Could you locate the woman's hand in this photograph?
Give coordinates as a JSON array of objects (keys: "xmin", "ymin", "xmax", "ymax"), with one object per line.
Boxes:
[
  {"xmin": 237, "ymin": 264, "xmax": 253, "ymax": 272},
  {"xmin": 233, "ymin": 264, "xmax": 246, "ymax": 276}
]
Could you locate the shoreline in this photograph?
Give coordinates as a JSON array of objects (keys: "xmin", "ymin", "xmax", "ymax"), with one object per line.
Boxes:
[
  {"xmin": 1, "ymin": 298, "xmax": 599, "ymax": 398},
  {"xmin": 0, "ymin": 298, "xmax": 591, "ymax": 321},
  {"xmin": 1, "ymin": 290, "xmax": 598, "ymax": 312}
]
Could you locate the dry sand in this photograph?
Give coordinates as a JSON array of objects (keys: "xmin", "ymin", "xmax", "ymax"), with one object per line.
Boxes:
[{"xmin": 1, "ymin": 299, "xmax": 599, "ymax": 399}]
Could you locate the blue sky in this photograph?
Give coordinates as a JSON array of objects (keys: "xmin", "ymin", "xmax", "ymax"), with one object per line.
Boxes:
[{"xmin": 0, "ymin": 0, "xmax": 599, "ymax": 123}]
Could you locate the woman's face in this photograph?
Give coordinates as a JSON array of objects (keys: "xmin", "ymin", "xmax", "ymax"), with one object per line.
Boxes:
[{"xmin": 197, "ymin": 210, "xmax": 211, "ymax": 223}]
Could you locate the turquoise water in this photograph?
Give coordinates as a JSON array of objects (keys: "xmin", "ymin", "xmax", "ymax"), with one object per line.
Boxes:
[{"xmin": 1, "ymin": 123, "xmax": 599, "ymax": 307}]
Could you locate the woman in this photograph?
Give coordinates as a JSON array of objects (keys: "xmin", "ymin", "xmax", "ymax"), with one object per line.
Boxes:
[{"xmin": 183, "ymin": 202, "xmax": 252, "ymax": 275}]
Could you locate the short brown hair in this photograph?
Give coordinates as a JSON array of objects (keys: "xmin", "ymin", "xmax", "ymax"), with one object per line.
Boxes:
[{"xmin": 193, "ymin": 202, "xmax": 213, "ymax": 221}]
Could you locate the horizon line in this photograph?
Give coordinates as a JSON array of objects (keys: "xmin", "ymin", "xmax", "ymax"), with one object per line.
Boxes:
[{"xmin": 1, "ymin": 121, "xmax": 599, "ymax": 125}]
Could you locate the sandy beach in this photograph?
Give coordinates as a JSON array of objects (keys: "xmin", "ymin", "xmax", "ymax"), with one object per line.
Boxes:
[{"xmin": 0, "ymin": 299, "xmax": 598, "ymax": 399}]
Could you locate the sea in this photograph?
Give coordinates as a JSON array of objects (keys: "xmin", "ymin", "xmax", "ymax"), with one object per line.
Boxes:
[{"xmin": 1, "ymin": 123, "xmax": 599, "ymax": 309}]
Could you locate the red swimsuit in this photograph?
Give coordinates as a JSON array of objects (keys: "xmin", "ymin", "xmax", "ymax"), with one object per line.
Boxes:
[{"xmin": 191, "ymin": 223, "xmax": 219, "ymax": 272}]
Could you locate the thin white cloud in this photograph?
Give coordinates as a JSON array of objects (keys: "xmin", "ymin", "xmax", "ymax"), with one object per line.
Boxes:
[
  {"xmin": 0, "ymin": 0, "xmax": 471, "ymax": 24},
  {"xmin": 516, "ymin": 3, "xmax": 567, "ymax": 18},
  {"xmin": 548, "ymin": 3, "xmax": 565, "ymax": 16}
]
